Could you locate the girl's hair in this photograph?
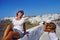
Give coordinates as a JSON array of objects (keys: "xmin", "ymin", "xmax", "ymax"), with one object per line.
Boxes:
[
  {"xmin": 16, "ymin": 10, "xmax": 24, "ymax": 16},
  {"xmin": 50, "ymin": 22, "xmax": 56, "ymax": 32},
  {"xmin": 50, "ymin": 22, "xmax": 56, "ymax": 30}
]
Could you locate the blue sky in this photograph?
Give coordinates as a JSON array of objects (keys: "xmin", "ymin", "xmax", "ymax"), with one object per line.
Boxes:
[{"xmin": 0, "ymin": 0, "xmax": 60, "ymax": 18}]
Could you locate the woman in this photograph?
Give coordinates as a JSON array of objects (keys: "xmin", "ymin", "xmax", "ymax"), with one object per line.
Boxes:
[
  {"xmin": 2, "ymin": 24, "xmax": 20, "ymax": 40},
  {"xmin": 40, "ymin": 21, "xmax": 50, "ymax": 40},
  {"xmin": 12, "ymin": 10, "xmax": 28, "ymax": 38},
  {"xmin": 2, "ymin": 10, "xmax": 28, "ymax": 40}
]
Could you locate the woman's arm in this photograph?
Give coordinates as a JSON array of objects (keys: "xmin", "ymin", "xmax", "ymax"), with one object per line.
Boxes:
[{"xmin": 23, "ymin": 22, "xmax": 26, "ymax": 35}]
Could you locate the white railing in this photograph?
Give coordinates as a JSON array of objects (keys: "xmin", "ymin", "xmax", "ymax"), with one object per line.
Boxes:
[{"xmin": 18, "ymin": 24, "xmax": 44, "ymax": 40}]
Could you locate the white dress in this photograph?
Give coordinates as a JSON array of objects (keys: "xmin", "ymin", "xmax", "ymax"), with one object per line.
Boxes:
[
  {"xmin": 48, "ymin": 32, "xmax": 58, "ymax": 40},
  {"xmin": 12, "ymin": 18, "xmax": 25, "ymax": 32},
  {"xmin": 40, "ymin": 32, "xmax": 58, "ymax": 40},
  {"xmin": 12, "ymin": 18, "xmax": 26, "ymax": 37}
]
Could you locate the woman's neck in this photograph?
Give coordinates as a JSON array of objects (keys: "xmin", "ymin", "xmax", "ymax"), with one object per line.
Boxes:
[{"xmin": 16, "ymin": 17, "xmax": 22, "ymax": 20}]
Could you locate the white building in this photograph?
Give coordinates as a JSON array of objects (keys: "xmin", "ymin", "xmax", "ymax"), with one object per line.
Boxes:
[{"xmin": 3, "ymin": 14, "xmax": 60, "ymax": 23}]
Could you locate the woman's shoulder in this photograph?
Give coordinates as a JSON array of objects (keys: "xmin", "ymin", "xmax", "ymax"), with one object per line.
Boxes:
[
  {"xmin": 11, "ymin": 17, "xmax": 16, "ymax": 22},
  {"xmin": 22, "ymin": 17, "xmax": 28, "ymax": 22}
]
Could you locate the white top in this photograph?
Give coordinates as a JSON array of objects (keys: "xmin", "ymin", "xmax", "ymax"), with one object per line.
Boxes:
[
  {"xmin": 12, "ymin": 18, "xmax": 26, "ymax": 32},
  {"xmin": 48, "ymin": 32, "xmax": 58, "ymax": 40}
]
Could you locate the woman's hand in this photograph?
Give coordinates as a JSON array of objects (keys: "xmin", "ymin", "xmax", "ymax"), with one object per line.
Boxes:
[{"xmin": 26, "ymin": 34, "xmax": 29, "ymax": 37}]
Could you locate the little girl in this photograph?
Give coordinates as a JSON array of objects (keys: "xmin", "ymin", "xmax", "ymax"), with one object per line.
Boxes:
[
  {"xmin": 48, "ymin": 22, "xmax": 59, "ymax": 40},
  {"xmin": 43, "ymin": 21, "xmax": 59, "ymax": 40}
]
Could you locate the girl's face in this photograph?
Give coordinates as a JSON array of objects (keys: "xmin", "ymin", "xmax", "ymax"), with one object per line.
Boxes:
[
  {"xmin": 47, "ymin": 25, "xmax": 51, "ymax": 29},
  {"xmin": 17, "ymin": 12, "xmax": 23, "ymax": 18}
]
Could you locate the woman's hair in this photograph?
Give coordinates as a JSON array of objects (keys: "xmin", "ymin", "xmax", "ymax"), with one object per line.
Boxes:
[
  {"xmin": 16, "ymin": 10, "xmax": 24, "ymax": 16},
  {"xmin": 43, "ymin": 21, "xmax": 49, "ymax": 26},
  {"xmin": 43, "ymin": 21, "xmax": 45, "ymax": 25}
]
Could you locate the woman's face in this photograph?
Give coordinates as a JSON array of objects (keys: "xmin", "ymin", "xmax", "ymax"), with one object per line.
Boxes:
[
  {"xmin": 43, "ymin": 22, "xmax": 48, "ymax": 26},
  {"xmin": 44, "ymin": 22, "xmax": 51, "ymax": 28},
  {"xmin": 17, "ymin": 12, "xmax": 23, "ymax": 18}
]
